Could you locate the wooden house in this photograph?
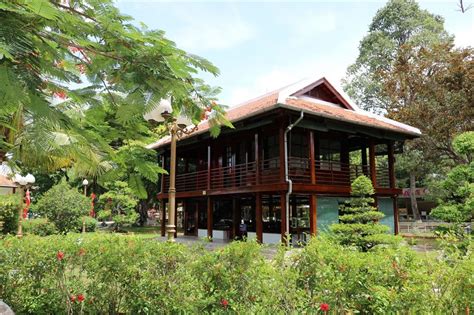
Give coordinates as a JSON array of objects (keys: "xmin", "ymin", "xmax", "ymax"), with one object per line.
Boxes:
[{"xmin": 147, "ymin": 77, "xmax": 421, "ymax": 243}]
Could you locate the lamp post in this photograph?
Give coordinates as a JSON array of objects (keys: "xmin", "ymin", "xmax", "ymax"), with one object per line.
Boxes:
[
  {"xmin": 82, "ymin": 179, "xmax": 89, "ymax": 233},
  {"xmin": 13, "ymin": 173, "xmax": 35, "ymax": 238},
  {"xmin": 146, "ymin": 99, "xmax": 198, "ymax": 242}
]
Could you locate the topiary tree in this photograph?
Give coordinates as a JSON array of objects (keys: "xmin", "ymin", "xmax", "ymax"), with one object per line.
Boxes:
[
  {"xmin": 98, "ymin": 181, "xmax": 138, "ymax": 231},
  {"xmin": 330, "ymin": 175, "xmax": 397, "ymax": 251},
  {"xmin": 32, "ymin": 180, "xmax": 89, "ymax": 233}
]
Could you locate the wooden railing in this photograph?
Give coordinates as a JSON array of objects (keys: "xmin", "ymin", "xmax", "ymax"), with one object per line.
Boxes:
[{"xmin": 162, "ymin": 157, "xmax": 389, "ymax": 193}]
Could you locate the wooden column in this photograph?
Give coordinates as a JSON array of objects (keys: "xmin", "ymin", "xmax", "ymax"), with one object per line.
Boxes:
[
  {"xmin": 369, "ymin": 140, "xmax": 377, "ymax": 188},
  {"xmin": 194, "ymin": 202, "xmax": 199, "ymax": 237},
  {"xmin": 280, "ymin": 192, "xmax": 287, "ymax": 243},
  {"xmin": 207, "ymin": 145, "xmax": 211, "ymax": 190},
  {"xmin": 309, "ymin": 194, "xmax": 317, "ymax": 236},
  {"xmin": 160, "ymin": 199, "xmax": 166, "ymax": 237},
  {"xmin": 255, "ymin": 133, "xmax": 260, "ymax": 185},
  {"xmin": 388, "ymin": 142, "xmax": 396, "ymax": 189},
  {"xmin": 207, "ymin": 197, "xmax": 213, "ymax": 240},
  {"xmin": 256, "ymin": 193, "xmax": 263, "ymax": 243},
  {"xmin": 393, "ymin": 196, "xmax": 399, "ymax": 235},
  {"xmin": 279, "ymin": 125, "xmax": 286, "ymax": 183},
  {"xmin": 309, "ymin": 131, "xmax": 316, "ymax": 184}
]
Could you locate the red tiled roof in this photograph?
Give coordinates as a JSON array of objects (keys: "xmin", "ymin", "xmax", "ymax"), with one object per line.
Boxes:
[{"xmin": 147, "ymin": 78, "xmax": 420, "ymax": 149}]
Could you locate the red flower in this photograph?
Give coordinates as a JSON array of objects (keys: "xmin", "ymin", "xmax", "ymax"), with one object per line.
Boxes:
[
  {"xmin": 54, "ymin": 91, "xmax": 67, "ymax": 99},
  {"xmin": 220, "ymin": 298, "xmax": 229, "ymax": 308},
  {"xmin": 77, "ymin": 294, "xmax": 85, "ymax": 302},
  {"xmin": 320, "ymin": 303, "xmax": 330, "ymax": 312},
  {"xmin": 70, "ymin": 295, "xmax": 76, "ymax": 303},
  {"xmin": 57, "ymin": 251, "xmax": 65, "ymax": 261}
]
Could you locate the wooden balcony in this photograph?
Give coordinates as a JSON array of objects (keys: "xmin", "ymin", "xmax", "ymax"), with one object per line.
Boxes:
[{"xmin": 161, "ymin": 157, "xmax": 392, "ymax": 194}]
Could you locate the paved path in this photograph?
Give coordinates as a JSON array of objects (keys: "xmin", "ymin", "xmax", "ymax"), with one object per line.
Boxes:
[{"xmin": 154, "ymin": 235, "xmax": 279, "ymax": 259}]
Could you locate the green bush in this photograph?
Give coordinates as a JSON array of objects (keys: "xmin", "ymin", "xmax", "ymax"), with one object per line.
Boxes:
[
  {"xmin": 330, "ymin": 175, "xmax": 399, "ymax": 251},
  {"xmin": 98, "ymin": 181, "xmax": 139, "ymax": 231},
  {"xmin": 75, "ymin": 216, "xmax": 98, "ymax": 232},
  {"xmin": 22, "ymin": 218, "xmax": 57, "ymax": 236},
  {"xmin": 32, "ymin": 180, "xmax": 90, "ymax": 233},
  {"xmin": 0, "ymin": 234, "xmax": 472, "ymax": 314},
  {"xmin": 0, "ymin": 194, "xmax": 20, "ymax": 234}
]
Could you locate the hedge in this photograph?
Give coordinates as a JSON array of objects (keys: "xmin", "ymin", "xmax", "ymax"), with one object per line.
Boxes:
[{"xmin": 0, "ymin": 234, "xmax": 472, "ymax": 314}]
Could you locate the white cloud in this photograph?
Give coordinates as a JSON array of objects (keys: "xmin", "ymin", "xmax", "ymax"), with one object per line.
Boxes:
[
  {"xmin": 165, "ymin": 4, "xmax": 255, "ymax": 53},
  {"xmin": 226, "ymin": 58, "xmax": 349, "ymax": 106}
]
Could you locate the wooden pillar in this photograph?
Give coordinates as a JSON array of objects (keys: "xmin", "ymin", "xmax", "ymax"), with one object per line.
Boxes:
[
  {"xmin": 160, "ymin": 199, "xmax": 166, "ymax": 237},
  {"xmin": 309, "ymin": 131, "xmax": 316, "ymax": 184},
  {"xmin": 207, "ymin": 145, "xmax": 211, "ymax": 190},
  {"xmin": 369, "ymin": 140, "xmax": 377, "ymax": 188},
  {"xmin": 388, "ymin": 142, "xmax": 396, "ymax": 189},
  {"xmin": 256, "ymin": 193, "xmax": 263, "ymax": 243},
  {"xmin": 280, "ymin": 192, "xmax": 287, "ymax": 243},
  {"xmin": 194, "ymin": 202, "xmax": 199, "ymax": 237},
  {"xmin": 309, "ymin": 194, "xmax": 317, "ymax": 236},
  {"xmin": 279, "ymin": 125, "xmax": 286, "ymax": 183},
  {"xmin": 207, "ymin": 197, "xmax": 213, "ymax": 240},
  {"xmin": 393, "ymin": 196, "xmax": 399, "ymax": 235},
  {"xmin": 255, "ymin": 133, "xmax": 260, "ymax": 185}
]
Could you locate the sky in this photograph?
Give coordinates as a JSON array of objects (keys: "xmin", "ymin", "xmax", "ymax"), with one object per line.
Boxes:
[{"xmin": 115, "ymin": 0, "xmax": 474, "ymax": 106}]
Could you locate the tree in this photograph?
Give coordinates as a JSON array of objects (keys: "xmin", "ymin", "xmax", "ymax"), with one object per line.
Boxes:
[
  {"xmin": 32, "ymin": 180, "xmax": 90, "ymax": 233},
  {"xmin": 0, "ymin": 0, "xmax": 229, "ymax": 174},
  {"xmin": 97, "ymin": 181, "xmax": 139, "ymax": 231},
  {"xmin": 330, "ymin": 176, "xmax": 398, "ymax": 251},
  {"xmin": 430, "ymin": 132, "xmax": 474, "ymax": 224},
  {"xmin": 343, "ymin": 0, "xmax": 451, "ymax": 113}
]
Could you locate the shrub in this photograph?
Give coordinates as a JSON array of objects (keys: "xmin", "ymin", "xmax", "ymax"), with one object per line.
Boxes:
[
  {"xmin": 22, "ymin": 218, "xmax": 57, "ymax": 236},
  {"xmin": 330, "ymin": 175, "xmax": 399, "ymax": 251},
  {"xmin": 98, "ymin": 181, "xmax": 139, "ymax": 231},
  {"xmin": 0, "ymin": 194, "xmax": 20, "ymax": 234},
  {"xmin": 32, "ymin": 180, "xmax": 90, "ymax": 233},
  {"xmin": 0, "ymin": 234, "xmax": 472, "ymax": 314},
  {"xmin": 75, "ymin": 216, "xmax": 98, "ymax": 232}
]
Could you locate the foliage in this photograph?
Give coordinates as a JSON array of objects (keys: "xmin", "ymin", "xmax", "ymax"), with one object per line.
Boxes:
[
  {"xmin": 76, "ymin": 216, "xmax": 98, "ymax": 233},
  {"xmin": 32, "ymin": 180, "xmax": 90, "ymax": 233},
  {"xmin": 0, "ymin": 234, "xmax": 472, "ymax": 314},
  {"xmin": 343, "ymin": 0, "xmax": 451, "ymax": 113},
  {"xmin": 0, "ymin": 193, "xmax": 20, "ymax": 234},
  {"xmin": 330, "ymin": 176, "xmax": 399, "ymax": 251},
  {"xmin": 97, "ymin": 181, "xmax": 138, "ymax": 230},
  {"xmin": 0, "ymin": 0, "xmax": 228, "ymax": 176},
  {"xmin": 430, "ymin": 132, "xmax": 474, "ymax": 224},
  {"xmin": 22, "ymin": 218, "xmax": 57, "ymax": 236}
]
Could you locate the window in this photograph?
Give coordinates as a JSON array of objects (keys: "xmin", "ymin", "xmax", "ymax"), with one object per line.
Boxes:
[
  {"xmin": 290, "ymin": 131, "xmax": 308, "ymax": 158},
  {"xmin": 318, "ymin": 138, "xmax": 341, "ymax": 171},
  {"xmin": 263, "ymin": 135, "xmax": 279, "ymax": 168}
]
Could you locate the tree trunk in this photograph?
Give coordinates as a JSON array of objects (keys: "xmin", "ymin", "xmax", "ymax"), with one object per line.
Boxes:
[{"xmin": 409, "ymin": 172, "xmax": 421, "ymax": 222}]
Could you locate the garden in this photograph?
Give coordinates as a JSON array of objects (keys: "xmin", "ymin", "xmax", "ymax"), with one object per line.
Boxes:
[{"xmin": 1, "ymin": 0, "xmax": 473, "ymax": 314}]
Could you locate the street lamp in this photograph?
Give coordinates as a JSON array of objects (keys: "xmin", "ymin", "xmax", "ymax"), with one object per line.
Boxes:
[
  {"xmin": 146, "ymin": 99, "xmax": 198, "ymax": 242},
  {"xmin": 13, "ymin": 173, "xmax": 35, "ymax": 238},
  {"xmin": 82, "ymin": 179, "xmax": 89, "ymax": 233}
]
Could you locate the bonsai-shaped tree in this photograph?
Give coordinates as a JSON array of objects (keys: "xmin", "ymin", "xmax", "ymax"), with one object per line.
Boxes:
[
  {"xmin": 98, "ymin": 181, "xmax": 139, "ymax": 231},
  {"xmin": 330, "ymin": 175, "xmax": 396, "ymax": 251}
]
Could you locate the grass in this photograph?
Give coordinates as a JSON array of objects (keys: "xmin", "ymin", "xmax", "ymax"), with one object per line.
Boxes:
[{"xmin": 98, "ymin": 225, "xmax": 161, "ymax": 239}]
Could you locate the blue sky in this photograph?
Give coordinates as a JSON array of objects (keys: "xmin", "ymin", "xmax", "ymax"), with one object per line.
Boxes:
[{"xmin": 116, "ymin": 0, "xmax": 473, "ymax": 106}]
